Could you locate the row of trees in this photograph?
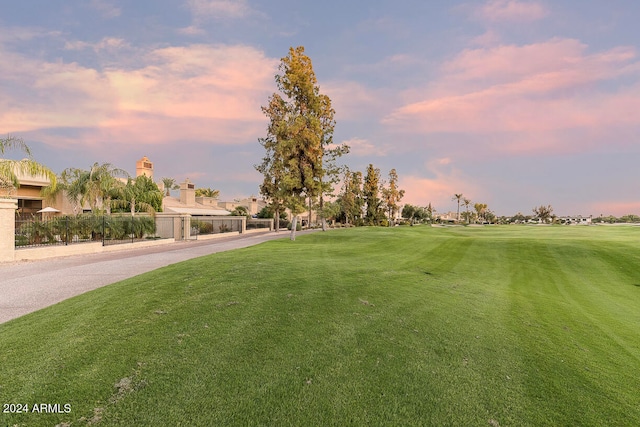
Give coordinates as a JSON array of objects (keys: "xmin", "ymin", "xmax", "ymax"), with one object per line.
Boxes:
[
  {"xmin": 594, "ymin": 214, "xmax": 640, "ymax": 223},
  {"xmin": 451, "ymin": 194, "xmax": 496, "ymax": 224},
  {"xmin": 331, "ymin": 165, "xmax": 404, "ymax": 226},
  {"xmin": 401, "ymin": 204, "xmax": 433, "ymax": 224},
  {"xmin": 160, "ymin": 177, "xmax": 220, "ymax": 199},
  {"xmin": 43, "ymin": 163, "xmax": 163, "ymax": 216},
  {"xmin": 254, "ymin": 45, "xmax": 414, "ymax": 236}
]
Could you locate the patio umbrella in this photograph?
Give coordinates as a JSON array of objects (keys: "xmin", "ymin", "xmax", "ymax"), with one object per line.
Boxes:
[
  {"xmin": 37, "ymin": 206, "xmax": 60, "ymax": 220},
  {"xmin": 37, "ymin": 207, "xmax": 60, "ymax": 213}
]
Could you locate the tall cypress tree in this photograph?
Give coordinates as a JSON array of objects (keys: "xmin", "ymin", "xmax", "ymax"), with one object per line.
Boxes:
[
  {"xmin": 256, "ymin": 46, "xmax": 346, "ymax": 240},
  {"xmin": 363, "ymin": 164, "xmax": 383, "ymax": 225}
]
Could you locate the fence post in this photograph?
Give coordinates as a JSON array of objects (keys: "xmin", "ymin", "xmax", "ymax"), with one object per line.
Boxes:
[
  {"xmin": 183, "ymin": 214, "xmax": 192, "ymax": 240},
  {"xmin": 0, "ymin": 198, "xmax": 18, "ymax": 262}
]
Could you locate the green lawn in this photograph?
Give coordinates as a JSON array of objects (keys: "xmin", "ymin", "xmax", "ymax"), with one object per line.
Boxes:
[{"xmin": 1, "ymin": 226, "xmax": 639, "ymax": 426}]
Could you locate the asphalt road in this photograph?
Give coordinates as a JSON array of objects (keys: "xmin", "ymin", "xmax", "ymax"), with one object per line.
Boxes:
[{"xmin": 0, "ymin": 230, "xmax": 316, "ymax": 325}]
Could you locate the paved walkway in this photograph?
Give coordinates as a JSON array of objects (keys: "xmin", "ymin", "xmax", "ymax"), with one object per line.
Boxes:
[{"xmin": 0, "ymin": 230, "xmax": 316, "ymax": 324}]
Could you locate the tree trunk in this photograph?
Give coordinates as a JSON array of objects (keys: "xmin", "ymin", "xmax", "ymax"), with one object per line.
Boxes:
[
  {"xmin": 320, "ymin": 195, "xmax": 326, "ymax": 231},
  {"xmin": 308, "ymin": 198, "xmax": 312, "ymax": 229},
  {"xmin": 275, "ymin": 208, "xmax": 280, "ymax": 232},
  {"xmin": 290, "ymin": 215, "xmax": 298, "ymax": 241}
]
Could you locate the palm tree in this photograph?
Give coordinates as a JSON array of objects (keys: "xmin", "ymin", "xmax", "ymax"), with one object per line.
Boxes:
[
  {"xmin": 195, "ymin": 187, "xmax": 220, "ymax": 198},
  {"xmin": 112, "ymin": 176, "xmax": 162, "ymax": 216},
  {"xmin": 463, "ymin": 198, "xmax": 472, "ymax": 224},
  {"xmin": 161, "ymin": 177, "xmax": 179, "ymax": 197},
  {"xmin": 41, "ymin": 167, "xmax": 79, "ymax": 213},
  {"xmin": 474, "ymin": 203, "xmax": 488, "ymax": 223},
  {"xmin": 452, "ymin": 193, "xmax": 463, "ymax": 222},
  {"xmin": 63, "ymin": 163, "xmax": 129, "ymax": 214},
  {"xmin": 63, "ymin": 168, "xmax": 90, "ymax": 214},
  {"xmin": 1, "ymin": 135, "xmax": 57, "ymax": 196}
]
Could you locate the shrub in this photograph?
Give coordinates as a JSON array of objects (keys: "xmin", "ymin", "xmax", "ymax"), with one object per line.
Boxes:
[
  {"xmin": 278, "ymin": 219, "xmax": 290, "ymax": 229},
  {"xmin": 15, "ymin": 234, "xmax": 29, "ymax": 247},
  {"xmin": 287, "ymin": 221, "xmax": 302, "ymax": 231},
  {"xmin": 194, "ymin": 220, "xmax": 214, "ymax": 235}
]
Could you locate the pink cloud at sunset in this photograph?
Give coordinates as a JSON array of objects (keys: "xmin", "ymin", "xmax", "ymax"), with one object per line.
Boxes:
[
  {"xmin": 398, "ymin": 159, "xmax": 482, "ymax": 210},
  {"xmin": 383, "ymin": 38, "xmax": 640, "ymax": 155},
  {"xmin": 0, "ymin": 43, "xmax": 278, "ymax": 147}
]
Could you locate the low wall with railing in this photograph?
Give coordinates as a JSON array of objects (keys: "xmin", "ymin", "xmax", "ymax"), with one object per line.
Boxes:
[
  {"xmin": 14, "ymin": 238, "xmax": 176, "ymax": 262},
  {"xmin": 246, "ymin": 218, "xmax": 274, "ymax": 231},
  {"xmin": 2, "ymin": 209, "xmax": 269, "ymax": 262}
]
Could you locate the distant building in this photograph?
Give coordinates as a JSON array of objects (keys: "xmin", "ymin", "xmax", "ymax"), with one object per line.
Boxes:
[
  {"xmin": 162, "ymin": 178, "xmax": 230, "ymax": 216},
  {"xmin": 558, "ymin": 215, "xmax": 592, "ymax": 225},
  {"xmin": 1, "ymin": 165, "xmax": 51, "ymax": 218},
  {"xmin": 437, "ymin": 211, "xmax": 458, "ymax": 223},
  {"xmin": 216, "ymin": 196, "xmax": 267, "ymax": 217},
  {"xmin": 6, "ymin": 155, "xmax": 270, "ymax": 219}
]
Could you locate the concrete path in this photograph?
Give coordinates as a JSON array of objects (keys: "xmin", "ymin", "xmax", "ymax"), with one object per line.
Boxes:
[{"xmin": 0, "ymin": 230, "xmax": 316, "ymax": 324}]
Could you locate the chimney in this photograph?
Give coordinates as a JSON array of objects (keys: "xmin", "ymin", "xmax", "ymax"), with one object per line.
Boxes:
[
  {"xmin": 180, "ymin": 178, "xmax": 196, "ymax": 206},
  {"xmin": 136, "ymin": 156, "xmax": 153, "ymax": 179}
]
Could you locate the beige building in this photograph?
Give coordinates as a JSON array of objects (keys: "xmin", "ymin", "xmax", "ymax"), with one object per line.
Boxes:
[
  {"xmin": 558, "ymin": 215, "xmax": 592, "ymax": 225},
  {"xmin": 0, "ymin": 162, "xmax": 56, "ymax": 218},
  {"xmin": 437, "ymin": 211, "xmax": 458, "ymax": 223},
  {"xmin": 4, "ymin": 155, "xmax": 272, "ymax": 219},
  {"xmin": 162, "ymin": 178, "xmax": 230, "ymax": 216},
  {"xmin": 216, "ymin": 196, "xmax": 267, "ymax": 217}
]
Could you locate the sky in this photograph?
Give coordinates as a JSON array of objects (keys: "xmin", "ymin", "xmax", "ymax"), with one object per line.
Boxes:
[{"xmin": 1, "ymin": 0, "xmax": 639, "ymax": 217}]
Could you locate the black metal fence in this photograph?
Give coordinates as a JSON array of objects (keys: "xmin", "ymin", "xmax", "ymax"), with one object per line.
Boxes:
[
  {"xmin": 14, "ymin": 215, "xmax": 261, "ymax": 249},
  {"xmin": 246, "ymin": 219, "xmax": 273, "ymax": 230},
  {"xmin": 15, "ymin": 215, "xmax": 169, "ymax": 249}
]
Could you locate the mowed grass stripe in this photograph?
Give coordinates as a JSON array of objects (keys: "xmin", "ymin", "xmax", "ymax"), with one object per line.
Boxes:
[
  {"xmin": 0, "ymin": 226, "xmax": 639, "ymax": 426},
  {"xmin": 503, "ymin": 230, "xmax": 640, "ymax": 424}
]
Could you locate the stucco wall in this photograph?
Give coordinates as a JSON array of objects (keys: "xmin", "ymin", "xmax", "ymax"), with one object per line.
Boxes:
[
  {"xmin": 0, "ymin": 198, "xmax": 17, "ymax": 262},
  {"xmin": 13, "ymin": 238, "xmax": 176, "ymax": 262}
]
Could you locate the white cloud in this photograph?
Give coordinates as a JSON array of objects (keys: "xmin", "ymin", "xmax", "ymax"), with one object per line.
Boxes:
[{"xmin": 383, "ymin": 38, "xmax": 640, "ymax": 155}]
